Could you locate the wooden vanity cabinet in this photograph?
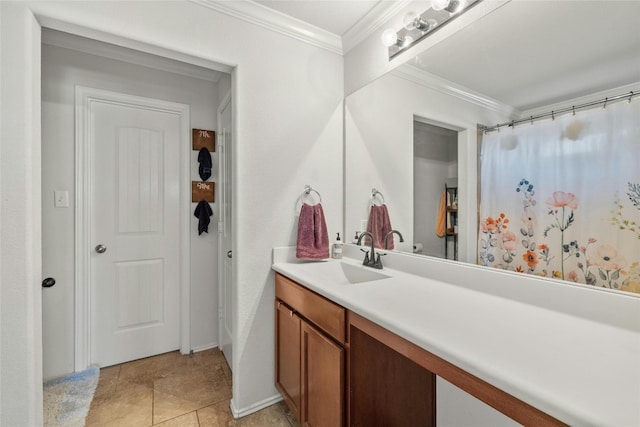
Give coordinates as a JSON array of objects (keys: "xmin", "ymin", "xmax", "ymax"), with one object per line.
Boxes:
[
  {"xmin": 275, "ymin": 273, "xmax": 345, "ymax": 427},
  {"xmin": 275, "ymin": 301, "xmax": 301, "ymax": 419},
  {"xmin": 348, "ymin": 314, "xmax": 436, "ymax": 427}
]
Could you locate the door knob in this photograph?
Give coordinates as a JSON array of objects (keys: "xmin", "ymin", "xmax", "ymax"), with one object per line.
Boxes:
[
  {"xmin": 42, "ymin": 277, "xmax": 56, "ymax": 288},
  {"xmin": 227, "ymin": 250, "xmax": 232, "ymax": 259},
  {"xmin": 95, "ymin": 244, "xmax": 107, "ymax": 253}
]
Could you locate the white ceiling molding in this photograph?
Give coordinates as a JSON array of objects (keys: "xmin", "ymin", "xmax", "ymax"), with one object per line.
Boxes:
[
  {"xmin": 191, "ymin": 0, "xmax": 343, "ymax": 55},
  {"xmin": 392, "ymin": 64, "xmax": 520, "ymax": 118},
  {"xmin": 42, "ymin": 28, "xmax": 224, "ymax": 83},
  {"xmin": 342, "ymin": 0, "xmax": 413, "ymax": 54}
]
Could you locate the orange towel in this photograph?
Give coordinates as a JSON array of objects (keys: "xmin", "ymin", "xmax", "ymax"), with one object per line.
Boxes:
[{"xmin": 436, "ymin": 191, "xmax": 446, "ymax": 237}]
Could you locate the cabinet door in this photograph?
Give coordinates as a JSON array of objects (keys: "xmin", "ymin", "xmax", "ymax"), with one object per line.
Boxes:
[
  {"xmin": 275, "ymin": 301, "xmax": 301, "ymax": 420},
  {"xmin": 301, "ymin": 320, "xmax": 344, "ymax": 427},
  {"xmin": 350, "ymin": 324, "xmax": 436, "ymax": 427}
]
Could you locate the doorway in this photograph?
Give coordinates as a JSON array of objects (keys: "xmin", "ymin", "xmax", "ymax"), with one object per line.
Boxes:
[
  {"xmin": 413, "ymin": 119, "xmax": 459, "ymax": 260},
  {"xmin": 40, "ymin": 30, "xmax": 234, "ymax": 378}
]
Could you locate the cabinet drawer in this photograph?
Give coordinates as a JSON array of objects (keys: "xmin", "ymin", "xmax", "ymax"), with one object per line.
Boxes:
[{"xmin": 275, "ymin": 273, "xmax": 346, "ymax": 344}]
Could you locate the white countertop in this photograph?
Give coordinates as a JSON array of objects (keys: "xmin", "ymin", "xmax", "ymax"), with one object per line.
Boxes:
[{"xmin": 272, "ymin": 245, "xmax": 640, "ymax": 427}]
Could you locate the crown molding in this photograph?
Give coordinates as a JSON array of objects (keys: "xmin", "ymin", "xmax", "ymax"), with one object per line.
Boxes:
[
  {"xmin": 42, "ymin": 28, "xmax": 224, "ymax": 83},
  {"xmin": 520, "ymin": 82, "xmax": 640, "ymax": 118},
  {"xmin": 342, "ymin": 0, "xmax": 413, "ymax": 54},
  {"xmin": 191, "ymin": 0, "xmax": 343, "ymax": 55},
  {"xmin": 392, "ymin": 64, "xmax": 520, "ymax": 118}
]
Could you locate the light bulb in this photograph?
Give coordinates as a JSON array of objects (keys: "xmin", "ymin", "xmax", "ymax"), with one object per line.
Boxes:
[
  {"xmin": 381, "ymin": 29, "xmax": 398, "ymax": 47},
  {"xmin": 445, "ymin": 0, "xmax": 467, "ymax": 14},
  {"xmin": 403, "ymin": 11, "xmax": 419, "ymax": 30},
  {"xmin": 431, "ymin": 0, "xmax": 450, "ymax": 11}
]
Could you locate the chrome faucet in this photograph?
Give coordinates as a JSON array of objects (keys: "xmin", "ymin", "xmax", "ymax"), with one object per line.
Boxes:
[
  {"xmin": 384, "ymin": 230, "xmax": 405, "ymax": 250},
  {"xmin": 356, "ymin": 231, "xmax": 383, "ymax": 269}
]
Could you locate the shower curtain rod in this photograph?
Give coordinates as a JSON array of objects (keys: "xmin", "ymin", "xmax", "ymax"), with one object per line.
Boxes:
[{"xmin": 481, "ymin": 90, "xmax": 638, "ymax": 133}]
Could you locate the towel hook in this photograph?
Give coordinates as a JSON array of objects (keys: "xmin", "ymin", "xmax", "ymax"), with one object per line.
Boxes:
[
  {"xmin": 301, "ymin": 185, "xmax": 322, "ymax": 204},
  {"xmin": 370, "ymin": 188, "xmax": 385, "ymax": 206}
]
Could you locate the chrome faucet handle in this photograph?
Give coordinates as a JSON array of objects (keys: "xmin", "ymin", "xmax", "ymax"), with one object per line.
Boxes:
[
  {"xmin": 361, "ymin": 251, "xmax": 370, "ymax": 266},
  {"xmin": 373, "ymin": 253, "xmax": 385, "ymax": 269}
]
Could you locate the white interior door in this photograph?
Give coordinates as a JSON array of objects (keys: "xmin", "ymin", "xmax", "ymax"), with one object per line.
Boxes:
[
  {"xmin": 88, "ymin": 90, "xmax": 187, "ymax": 367},
  {"xmin": 218, "ymin": 93, "xmax": 233, "ymax": 369}
]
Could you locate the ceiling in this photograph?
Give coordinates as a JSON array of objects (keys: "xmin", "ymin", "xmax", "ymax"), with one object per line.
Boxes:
[
  {"xmin": 408, "ymin": 0, "xmax": 640, "ymax": 111},
  {"xmin": 253, "ymin": 0, "xmax": 386, "ymax": 35},
  {"xmin": 253, "ymin": 0, "xmax": 640, "ymax": 112}
]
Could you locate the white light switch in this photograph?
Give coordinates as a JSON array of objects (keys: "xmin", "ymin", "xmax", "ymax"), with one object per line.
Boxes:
[{"xmin": 54, "ymin": 190, "xmax": 69, "ymax": 208}]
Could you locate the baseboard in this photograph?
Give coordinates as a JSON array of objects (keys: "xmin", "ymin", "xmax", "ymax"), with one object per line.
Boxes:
[
  {"xmin": 188, "ymin": 342, "xmax": 218, "ymax": 354},
  {"xmin": 230, "ymin": 394, "xmax": 284, "ymax": 419}
]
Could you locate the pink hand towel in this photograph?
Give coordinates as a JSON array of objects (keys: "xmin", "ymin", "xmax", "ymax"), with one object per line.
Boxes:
[
  {"xmin": 366, "ymin": 204, "xmax": 393, "ymax": 249},
  {"xmin": 296, "ymin": 203, "xmax": 330, "ymax": 260}
]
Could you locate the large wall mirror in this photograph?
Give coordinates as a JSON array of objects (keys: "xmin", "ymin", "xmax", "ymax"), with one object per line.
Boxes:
[{"xmin": 345, "ymin": 1, "xmax": 640, "ymax": 268}]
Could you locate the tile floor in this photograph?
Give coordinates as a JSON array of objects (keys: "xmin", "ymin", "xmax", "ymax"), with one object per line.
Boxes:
[{"xmin": 86, "ymin": 348, "xmax": 299, "ymax": 426}]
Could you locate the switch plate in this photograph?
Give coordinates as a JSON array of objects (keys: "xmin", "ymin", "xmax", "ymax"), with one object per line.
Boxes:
[
  {"xmin": 360, "ymin": 219, "xmax": 368, "ymax": 232},
  {"xmin": 54, "ymin": 190, "xmax": 69, "ymax": 208}
]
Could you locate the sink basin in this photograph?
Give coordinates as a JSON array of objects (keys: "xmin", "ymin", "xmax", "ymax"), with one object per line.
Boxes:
[
  {"xmin": 339, "ymin": 262, "xmax": 390, "ymax": 284},
  {"xmin": 301, "ymin": 261, "xmax": 390, "ymax": 284}
]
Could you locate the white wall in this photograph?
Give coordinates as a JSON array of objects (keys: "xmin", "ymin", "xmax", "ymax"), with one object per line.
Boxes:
[
  {"xmin": 0, "ymin": 4, "xmax": 43, "ymax": 425},
  {"xmin": 41, "ymin": 42, "xmax": 222, "ymax": 379},
  {"xmin": 345, "ymin": 70, "xmax": 509, "ymax": 263},
  {"xmin": 1, "ymin": 1, "xmax": 343, "ymax": 423}
]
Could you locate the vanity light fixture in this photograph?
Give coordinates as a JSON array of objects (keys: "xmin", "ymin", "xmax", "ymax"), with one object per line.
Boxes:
[
  {"xmin": 403, "ymin": 12, "xmax": 438, "ymax": 33},
  {"xmin": 383, "ymin": 0, "xmax": 482, "ymax": 59},
  {"xmin": 381, "ymin": 29, "xmax": 414, "ymax": 49}
]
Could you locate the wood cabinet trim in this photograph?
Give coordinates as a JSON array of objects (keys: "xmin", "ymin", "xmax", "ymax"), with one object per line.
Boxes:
[
  {"xmin": 275, "ymin": 273, "xmax": 346, "ymax": 344},
  {"xmin": 347, "ymin": 311, "xmax": 567, "ymax": 427}
]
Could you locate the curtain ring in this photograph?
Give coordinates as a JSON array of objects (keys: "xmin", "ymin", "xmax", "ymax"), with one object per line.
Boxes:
[
  {"xmin": 551, "ymin": 111, "xmax": 555, "ymax": 121},
  {"xmin": 603, "ymin": 97, "xmax": 608, "ymax": 109},
  {"xmin": 629, "ymin": 91, "xmax": 634, "ymax": 103},
  {"xmin": 530, "ymin": 116, "xmax": 533, "ymax": 125},
  {"xmin": 510, "ymin": 120, "xmax": 515, "ymax": 128},
  {"xmin": 572, "ymin": 106, "xmax": 575, "ymax": 116}
]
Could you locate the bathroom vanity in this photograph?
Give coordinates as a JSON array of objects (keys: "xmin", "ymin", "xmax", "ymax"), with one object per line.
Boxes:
[{"xmin": 272, "ymin": 245, "xmax": 640, "ymax": 426}]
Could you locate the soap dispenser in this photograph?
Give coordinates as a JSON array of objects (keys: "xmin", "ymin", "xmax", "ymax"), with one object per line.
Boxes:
[{"xmin": 332, "ymin": 233, "xmax": 343, "ymax": 259}]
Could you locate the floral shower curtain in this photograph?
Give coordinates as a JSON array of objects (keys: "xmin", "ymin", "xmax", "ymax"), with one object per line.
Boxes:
[{"xmin": 478, "ymin": 99, "xmax": 640, "ymax": 294}]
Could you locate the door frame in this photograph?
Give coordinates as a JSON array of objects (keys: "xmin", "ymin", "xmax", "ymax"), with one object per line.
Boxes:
[
  {"xmin": 217, "ymin": 89, "xmax": 232, "ymax": 365},
  {"xmin": 74, "ymin": 86, "xmax": 191, "ymax": 371}
]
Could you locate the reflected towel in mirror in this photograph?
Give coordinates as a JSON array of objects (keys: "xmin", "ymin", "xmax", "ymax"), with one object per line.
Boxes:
[{"xmin": 366, "ymin": 204, "xmax": 393, "ymax": 249}]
